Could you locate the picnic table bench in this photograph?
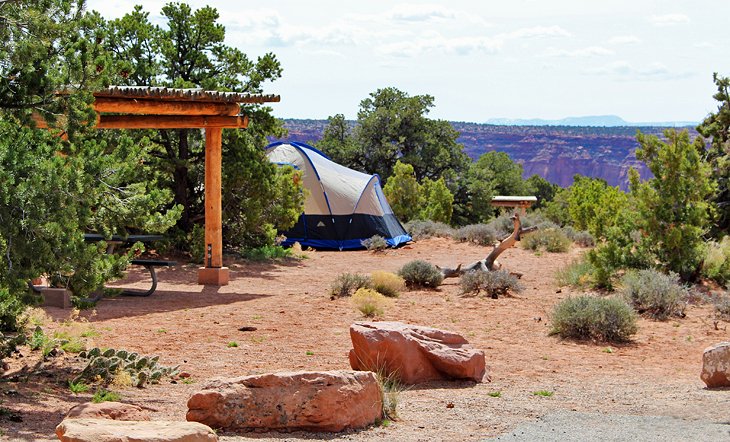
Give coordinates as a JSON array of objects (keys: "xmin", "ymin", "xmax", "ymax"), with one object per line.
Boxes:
[{"xmin": 83, "ymin": 234, "xmax": 177, "ymax": 297}]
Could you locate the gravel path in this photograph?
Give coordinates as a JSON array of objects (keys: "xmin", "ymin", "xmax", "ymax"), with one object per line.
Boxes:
[{"xmin": 489, "ymin": 411, "xmax": 730, "ymax": 441}]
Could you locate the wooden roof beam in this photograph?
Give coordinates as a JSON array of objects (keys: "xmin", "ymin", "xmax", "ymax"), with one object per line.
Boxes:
[
  {"xmin": 97, "ymin": 115, "xmax": 249, "ymax": 129},
  {"xmin": 93, "ymin": 98, "xmax": 240, "ymax": 116}
]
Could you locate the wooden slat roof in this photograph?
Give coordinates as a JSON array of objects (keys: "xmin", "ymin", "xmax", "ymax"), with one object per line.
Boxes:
[{"xmin": 93, "ymin": 86, "xmax": 280, "ymax": 104}]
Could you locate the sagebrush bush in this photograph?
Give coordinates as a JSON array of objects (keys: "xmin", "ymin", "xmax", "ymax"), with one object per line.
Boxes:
[
  {"xmin": 715, "ymin": 296, "xmax": 730, "ymax": 321},
  {"xmin": 361, "ymin": 235, "xmax": 388, "ymax": 252},
  {"xmin": 702, "ymin": 237, "xmax": 730, "ymax": 288},
  {"xmin": 521, "ymin": 228, "xmax": 571, "ymax": 253},
  {"xmin": 562, "ymin": 226, "xmax": 595, "ymax": 247},
  {"xmin": 352, "ymin": 288, "xmax": 388, "ymax": 317},
  {"xmin": 371, "ymin": 271, "xmax": 405, "ymax": 298},
  {"xmin": 329, "ymin": 273, "xmax": 372, "ymax": 298},
  {"xmin": 404, "ymin": 220, "xmax": 454, "ymax": 240},
  {"xmin": 398, "ymin": 260, "xmax": 443, "ymax": 288},
  {"xmin": 619, "ymin": 269, "xmax": 688, "ymax": 320},
  {"xmin": 460, "ymin": 270, "xmax": 523, "ymax": 298},
  {"xmin": 555, "ymin": 259, "xmax": 594, "ymax": 288},
  {"xmin": 550, "ymin": 295, "xmax": 638, "ymax": 342},
  {"xmin": 453, "ymin": 224, "xmax": 498, "ymax": 246}
]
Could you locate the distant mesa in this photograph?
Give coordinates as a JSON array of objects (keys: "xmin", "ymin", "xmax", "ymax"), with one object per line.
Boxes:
[
  {"xmin": 484, "ymin": 115, "xmax": 697, "ymax": 128},
  {"xmin": 281, "ymin": 117, "xmax": 700, "ymax": 191}
]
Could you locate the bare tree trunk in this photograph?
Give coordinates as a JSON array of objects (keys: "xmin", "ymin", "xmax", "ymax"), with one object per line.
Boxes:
[{"xmin": 439, "ymin": 213, "xmax": 537, "ymax": 277}]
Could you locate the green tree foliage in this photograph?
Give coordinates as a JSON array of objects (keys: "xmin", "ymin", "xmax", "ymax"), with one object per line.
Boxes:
[
  {"xmin": 419, "ymin": 177, "xmax": 454, "ymax": 224},
  {"xmin": 630, "ymin": 129, "xmax": 714, "ymax": 280},
  {"xmin": 317, "ymin": 88, "xmax": 469, "ymax": 197},
  {"xmin": 0, "ymin": 0, "xmax": 110, "ymax": 136},
  {"xmin": 566, "ymin": 175, "xmax": 628, "ymax": 239},
  {"xmin": 0, "ymin": 0, "xmax": 179, "ymax": 332},
  {"xmin": 316, "ymin": 114, "xmax": 358, "ymax": 165},
  {"xmin": 103, "ymin": 3, "xmax": 299, "ymax": 249},
  {"xmin": 542, "ymin": 187, "xmax": 572, "ymax": 226},
  {"xmin": 525, "ymin": 174, "xmax": 560, "ymax": 209},
  {"xmin": 696, "ymin": 73, "xmax": 730, "ymax": 234},
  {"xmin": 383, "ymin": 161, "xmax": 420, "ymax": 222},
  {"xmin": 463, "ymin": 151, "xmax": 529, "ymax": 223},
  {"xmin": 222, "ymin": 130, "xmax": 304, "ymax": 250}
]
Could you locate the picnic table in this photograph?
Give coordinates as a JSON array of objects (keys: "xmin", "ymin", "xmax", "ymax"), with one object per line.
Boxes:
[
  {"xmin": 83, "ymin": 234, "xmax": 177, "ymax": 297},
  {"xmin": 29, "ymin": 234, "xmax": 176, "ymax": 300}
]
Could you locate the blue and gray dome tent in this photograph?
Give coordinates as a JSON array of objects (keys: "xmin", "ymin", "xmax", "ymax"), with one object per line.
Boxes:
[{"xmin": 266, "ymin": 141, "xmax": 412, "ymax": 250}]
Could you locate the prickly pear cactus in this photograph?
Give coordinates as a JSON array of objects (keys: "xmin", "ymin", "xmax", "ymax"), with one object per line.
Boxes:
[{"xmin": 75, "ymin": 347, "xmax": 179, "ymax": 387}]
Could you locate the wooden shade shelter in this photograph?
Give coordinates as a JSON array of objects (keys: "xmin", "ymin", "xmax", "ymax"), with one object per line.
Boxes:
[
  {"xmin": 490, "ymin": 195, "xmax": 537, "ymax": 216},
  {"xmin": 36, "ymin": 86, "xmax": 280, "ymax": 285}
]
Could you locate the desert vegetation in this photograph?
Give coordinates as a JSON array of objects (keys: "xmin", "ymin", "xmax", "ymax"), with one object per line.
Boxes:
[{"xmin": 0, "ymin": 1, "xmax": 729, "ymax": 440}]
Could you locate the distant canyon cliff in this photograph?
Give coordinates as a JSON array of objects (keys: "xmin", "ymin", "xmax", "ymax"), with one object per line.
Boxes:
[{"xmin": 281, "ymin": 119, "xmax": 699, "ymax": 190}]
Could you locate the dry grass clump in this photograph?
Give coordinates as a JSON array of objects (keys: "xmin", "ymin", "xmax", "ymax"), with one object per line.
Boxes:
[
  {"xmin": 619, "ymin": 269, "xmax": 688, "ymax": 320},
  {"xmin": 352, "ymin": 288, "xmax": 389, "ymax": 318},
  {"xmin": 702, "ymin": 237, "xmax": 730, "ymax": 288},
  {"xmin": 550, "ymin": 295, "xmax": 638, "ymax": 343},
  {"xmin": 398, "ymin": 260, "xmax": 443, "ymax": 288},
  {"xmin": 329, "ymin": 273, "xmax": 372, "ymax": 299},
  {"xmin": 371, "ymin": 271, "xmax": 405, "ymax": 298}
]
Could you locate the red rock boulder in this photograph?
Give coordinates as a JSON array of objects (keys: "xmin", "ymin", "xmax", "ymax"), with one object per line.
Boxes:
[
  {"xmin": 56, "ymin": 419, "xmax": 217, "ymax": 442},
  {"xmin": 349, "ymin": 321, "xmax": 488, "ymax": 384},
  {"xmin": 701, "ymin": 341, "xmax": 730, "ymax": 388},
  {"xmin": 186, "ymin": 370, "xmax": 382, "ymax": 432},
  {"xmin": 65, "ymin": 401, "xmax": 151, "ymax": 421}
]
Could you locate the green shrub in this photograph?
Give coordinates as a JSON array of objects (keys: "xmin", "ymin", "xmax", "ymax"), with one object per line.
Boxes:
[
  {"xmin": 550, "ymin": 295, "xmax": 638, "ymax": 342},
  {"xmin": 0, "ymin": 289, "xmax": 28, "ymax": 333},
  {"xmin": 404, "ymin": 220, "xmax": 454, "ymax": 240},
  {"xmin": 371, "ymin": 271, "xmax": 405, "ymax": 298},
  {"xmin": 92, "ymin": 389, "xmax": 121, "ymax": 403},
  {"xmin": 453, "ymin": 224, "xmax": 498, "ymax": 246},
  {"xmin": 242, "ymin": 245, "xmax": 293, "ymax": 261},
  {"xmin": 361, "ymin": 235, "xmax": 388, "ymax": 252},
  {"xmin": 619, "ymin": 269, "xmax": 688, "ymax": 320},
  {"xmin": 398, "ymin": 260, "xmax": 443, "ymax": 288},
  {"xmin": 555, "ymin": 259, "xmax": 594, "ymax": 288},
  {"xmin": 460, "ymin": 270, "xmax": 523, "ymax": 298},
  {"xmin": 702, "ymin": 237, "xmax": 730, "ymax": 287},
  {"xmin": 521, "ymin": 228, "xmax": 571, "ymax": 253},
  {"xmin": 352, "ymin": 288, "xmax": 389, "ymax": 317},
  {"xmin": 329, "ymin": 273, "xmax": 372, "ymax": 298},
  {"xmin": 68, "ymin": 380, "xmax": 89, "ymax": 394}
]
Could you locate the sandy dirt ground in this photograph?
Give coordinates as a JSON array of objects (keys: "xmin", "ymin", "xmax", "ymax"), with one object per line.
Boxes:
[{"xmin": 1, "ymin": 237, "xmax": 729, "ymax": 441}]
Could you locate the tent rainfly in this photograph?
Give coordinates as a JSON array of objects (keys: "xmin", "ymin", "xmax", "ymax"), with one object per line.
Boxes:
[{"xmin": 266, "ymin": 141, "xmax": 412, "ymax": 250}]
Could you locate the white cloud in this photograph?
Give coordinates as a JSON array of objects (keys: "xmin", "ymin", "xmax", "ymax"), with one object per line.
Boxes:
[
  {"xmin": 543, "ymin": 46, "xmax": 614, "ymax": 57},
  {"xmin": 584, "ymin": 61, "xmax": 694, "ymax": 80},
  {"xmin": 378, "ymin": 34, "xmax": 502, "ymax": 57},
  {"xmin": 608, "ymin": 35, "xmax": 641, "ymax": 45},
  {"xmin": 502, "ymin": 25, "xmax": 572, "ymax": 40},
  {"xmin": 694, "ymin": 41, "xmax": 715, "ymax": 48},
  {"xmin": 649, "ymin": 13, "xmax": 690, "ymax": 27},
  {"xmin": 388, "ymin": 4, "xmax": 458, "ymax": 21},
  {"xmin": 376, "ymin": 25, "xmax": 571, "ymax": 58}
]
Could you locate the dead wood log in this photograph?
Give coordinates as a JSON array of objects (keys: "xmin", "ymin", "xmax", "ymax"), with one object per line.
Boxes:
[{"xmin": 440, "ymin": 213, "xmax": 538, "ymax": 278}]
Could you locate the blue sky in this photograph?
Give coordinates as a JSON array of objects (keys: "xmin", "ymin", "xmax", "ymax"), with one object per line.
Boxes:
[{"xmin": 86, "ymin": 1, "xmax": 730, "ymax": 124}]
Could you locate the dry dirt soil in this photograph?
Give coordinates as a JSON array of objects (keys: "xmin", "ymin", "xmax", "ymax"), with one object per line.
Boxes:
[{"xmin": 1, "ymin": 238, "xmax": 729, "ymax": 441}]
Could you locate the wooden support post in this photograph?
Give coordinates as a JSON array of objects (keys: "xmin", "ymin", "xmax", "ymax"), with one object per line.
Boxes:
[{"xmin": 198, "ymin": 127, "xmax": 229, "ymax": 285}]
